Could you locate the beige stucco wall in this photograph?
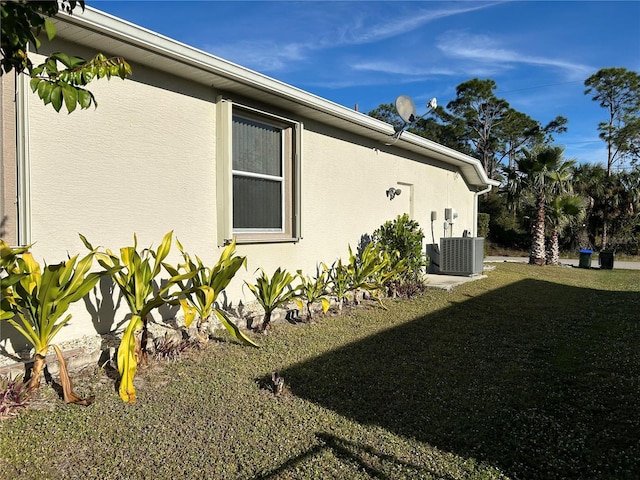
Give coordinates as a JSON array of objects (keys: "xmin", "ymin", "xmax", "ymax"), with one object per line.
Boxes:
[
  {"xmin": 1, "ymin": 38, "xmax": 479, "ymax": 355},
  {"xmin": 1, "ymin": 73, "xmax": 18, "ymax": 246}
]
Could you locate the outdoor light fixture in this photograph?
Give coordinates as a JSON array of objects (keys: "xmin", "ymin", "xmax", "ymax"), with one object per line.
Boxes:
[{"xmin": 386, "ymin": 187, "xmax": 402, "ymax": 200}]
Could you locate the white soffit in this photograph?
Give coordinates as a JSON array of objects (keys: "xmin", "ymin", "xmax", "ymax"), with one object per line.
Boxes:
[{"xmin": 52, "ymin": 7, "xmax": 497, "ymax": 189}]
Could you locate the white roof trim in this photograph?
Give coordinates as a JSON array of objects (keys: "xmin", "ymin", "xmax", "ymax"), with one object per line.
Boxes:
[{"xmin": 53, "ymin": 7, "xmax": 498, "ymax": 189}]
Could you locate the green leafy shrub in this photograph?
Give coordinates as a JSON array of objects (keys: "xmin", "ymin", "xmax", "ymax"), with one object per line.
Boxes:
[
  {"xmin": 477, "ymin": 213, "xmax": 490, "ymax": 239},
  {"xmin": 478, "ymin": 213, "xmax": 490, "ymax": 254},
  {"xmin": 372, "ymin": 214, "xmax": 426, "ymax": 293}
]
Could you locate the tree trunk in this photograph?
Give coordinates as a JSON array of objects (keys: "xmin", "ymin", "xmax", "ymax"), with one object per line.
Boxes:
[
  {"xmin": 547, "ymin": 229, "xmax": 560, "ymax": 265},
  {"xmin": 602, "ymin": 216, "xmax": 609, "ymax": 250},
  {"xmin": 529, "ymin": 193, "xmax": 547, "ymax": 265},
  {"xmin": 257, "ymin": 311, "xmax": 273, "ymax": 333},
  {"xmin": 27, "ymin": 353, "xmax": 47, "ymax": 391}
]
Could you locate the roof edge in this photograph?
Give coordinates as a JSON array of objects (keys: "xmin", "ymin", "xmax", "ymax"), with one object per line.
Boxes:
[{"xmin": 56, "ymin": 7, "xmax": 496, "ymax": 189}]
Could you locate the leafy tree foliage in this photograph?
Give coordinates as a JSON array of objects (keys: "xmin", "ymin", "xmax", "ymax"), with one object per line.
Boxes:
[
  {"xmin": 368, "ymin": 102, "xmax": 404, "ymax": 131},
  {"xmin": 366, "ymin": 73, "xmax": 640, "ymax": 255},
  {"xmin": 585, "ymin": 67, "xmax": 640, "ymax": 174},
  {"xmin": 446, "ymin": 78, "xmax": 511, "ymax": 177},
  {"xmin": 1, "ymin": 0, "xmax": 131, "ymax": 113},
  {"xmin": 514, "ymin": 146, "xmax": 574, "ymax": 265},
  {"xmin": 368, "ymin": 78, "xmax": 566, "ymax": 179},
  {"xmin": 546, "ymin": 194, "xmax": 584, "ymax": 265}
]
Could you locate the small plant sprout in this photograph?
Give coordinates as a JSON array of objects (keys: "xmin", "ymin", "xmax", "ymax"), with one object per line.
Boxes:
[
  {"xmin": 0, "ymin": 373, "xmax": 31, "ymax": 420},
  {"xmin": 326, "ymin": 259, "xmax": 350, "ymax": 312},
  {"xmin": 295, "ymin": 267, "xmax": 331, "ymax": 321},
  {"xmin": 245, "ymin": 268, "xmax": 298, "ymax": 333}
]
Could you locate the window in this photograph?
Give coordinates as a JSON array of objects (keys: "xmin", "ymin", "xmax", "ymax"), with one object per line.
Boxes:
[{"xmin": 216, "ymin": 98, "xmax": 301, "ymax": 244}]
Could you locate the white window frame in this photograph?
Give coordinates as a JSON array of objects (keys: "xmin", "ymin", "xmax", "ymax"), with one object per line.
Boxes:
[{"xmin": 216, "ymin": 97, "xmax": 301, "ymax": 245}]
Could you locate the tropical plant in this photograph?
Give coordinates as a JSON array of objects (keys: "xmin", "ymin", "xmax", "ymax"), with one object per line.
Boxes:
[
  {"xmin": 345, "ymin": 243, "xmax": 392, "ymax": 307},
  {"xmin": 295, "ymin": 267, "xmax": 331, "ymax": 321},
  {"xmin": 153, "ymin": 333, "xmax": 194, "ymax": 362},
  {"xmin": 0, "ymin": 373, "xmax": 30, "ymax": 420},
  {"xmin": 166, "ymin": 239, "xmax": 257, "ymax": 347},
  {"xmin": 0, "ymin": 240, "xmax": 116, "ymax": 403},
  {"xmin": 82, "ymin": 231, "xmax": 197, "ymax": 403},
  {"xmin": 546, "ymin": 195, "xmax": 584, "ymax": 265},
  {"xmin": 245, "ymin": 268, "xmax": 298, "ymax": 333},
  {"xmin": 515, "ymin": 145, "xmax": 574, "ymax": 265},
  {"xmin": 326, "ymin": 259, "xmax": 350, "ymax": 312}
]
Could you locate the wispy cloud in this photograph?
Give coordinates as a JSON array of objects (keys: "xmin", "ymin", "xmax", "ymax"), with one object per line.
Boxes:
[
  {"xmin": 437, "ymin": 31, "xmax": 593, "ymax": 79},
  {"xmin": 336, "ymin": 2, "xmax": 499, "ymax": 46},
  {"xmin": 351, "ymin": 59, "xmax": 506, "ymax": 79},
  {"xmin": 203, "ymin": 2, "xmax": 501, "ymax": 73},
  {"xmin": 351, "ymin": 61, "xmax": 456, "ymax": 77},
  {"xmin": 207, "ymin": 41, "xmax": 308, "ymax": 72}
]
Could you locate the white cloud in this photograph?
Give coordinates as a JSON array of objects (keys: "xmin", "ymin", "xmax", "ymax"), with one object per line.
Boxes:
[
  {"xmin": 437, "ymin": 31, "xmax": 593, "ymax": 80},
  {"xmin": 351, "ymin": 61, "xmax": 456, "ymax": 77},
  {"xmin": 338, "ymin": 3, "xmax": 500, "ymax": 46},
  {"xmin": 202, "ymin": 2, "xmax": 502, "ymax": 73},
  {"xmin": 203, "ymin": 41, "xmax": 308, "ymax": 72}
]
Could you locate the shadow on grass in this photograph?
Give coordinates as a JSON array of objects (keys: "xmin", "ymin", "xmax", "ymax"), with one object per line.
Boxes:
[
  {"xmin": 282, "ymin": 279, "xmax": 640, "ymax": 479},
  {"xmin": 255, "ymin": 431, "xmax": 455, "ymax": 480}
]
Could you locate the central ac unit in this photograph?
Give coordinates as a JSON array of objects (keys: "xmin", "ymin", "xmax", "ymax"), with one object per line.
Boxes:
[{"xmin": 440, "ymin": 237, "xmax": 484, "ymax": 275}]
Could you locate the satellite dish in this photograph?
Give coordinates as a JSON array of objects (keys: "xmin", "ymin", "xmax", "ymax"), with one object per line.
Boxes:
[
  {"xmin": 395, "ymin": 95, "xmax": 417, "ymax": 123},
  {"xmin": 385, "ymin": 94, "xmax": 438, "ymax": 145}
]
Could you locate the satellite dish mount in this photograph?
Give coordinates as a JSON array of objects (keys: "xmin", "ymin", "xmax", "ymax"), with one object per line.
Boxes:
[{"xmin": 387, "ymin": 95, "xmax": 437, "ymax": 144}]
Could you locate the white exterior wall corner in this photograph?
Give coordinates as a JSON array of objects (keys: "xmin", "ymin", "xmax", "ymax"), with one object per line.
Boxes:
[{"xmin": 0, "ymin": 9, "xmax": 495, "ymax": 356}]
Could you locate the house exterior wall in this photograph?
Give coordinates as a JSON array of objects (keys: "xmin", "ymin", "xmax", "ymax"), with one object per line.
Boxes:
[
  {"xmin": 1, "ymin": 37, "xmax": 478, "ymax": 354},
  {"xmin": 1, "ymin": 73, "xmax": 18, "ymax": 246}
]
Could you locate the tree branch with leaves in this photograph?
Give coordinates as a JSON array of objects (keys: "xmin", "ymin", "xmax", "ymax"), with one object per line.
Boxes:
[{"xmin": 1, "ymin": 0, "xmax": 131, "ymax": 113}]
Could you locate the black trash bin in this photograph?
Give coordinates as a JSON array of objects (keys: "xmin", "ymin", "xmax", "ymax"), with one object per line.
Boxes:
[
  {"xmin": 579, "ymin": 249, "xmax": 593, "ymax": 269},
  {"xmin": 599, "ymin": 250, "xmax": 615, "ymax": 269}
]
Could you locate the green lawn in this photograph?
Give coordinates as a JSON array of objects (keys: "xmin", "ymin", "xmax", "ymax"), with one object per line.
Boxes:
[{"xmin": 1, "ymin": 263, "xmax": 638, "ymax": 479}]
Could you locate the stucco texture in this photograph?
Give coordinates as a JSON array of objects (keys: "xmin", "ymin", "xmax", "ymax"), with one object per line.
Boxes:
[{"xmin": 3, "ymin": 40, "xmax": 477, "ymax": 354}]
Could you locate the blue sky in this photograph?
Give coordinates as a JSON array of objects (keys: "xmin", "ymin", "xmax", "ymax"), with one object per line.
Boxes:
[{"xmin": 91, "ymin": 1, "xmax": 639, "ymax": 165}]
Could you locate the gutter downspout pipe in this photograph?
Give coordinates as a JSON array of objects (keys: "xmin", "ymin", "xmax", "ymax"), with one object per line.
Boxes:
[{"xmin": 473, "ymin": 184, "xmax": 493, "ymax": 237}]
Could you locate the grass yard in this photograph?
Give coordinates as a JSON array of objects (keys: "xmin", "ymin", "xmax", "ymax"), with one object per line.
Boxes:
[{"xmin": 1, "ymin": 263, "xmax": 639, "ymax": 479}]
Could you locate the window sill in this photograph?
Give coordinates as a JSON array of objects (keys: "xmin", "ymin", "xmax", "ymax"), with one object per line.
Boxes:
[{"xmin": 228, "ymin": 236, "xmax": 300, "ymax": 245}]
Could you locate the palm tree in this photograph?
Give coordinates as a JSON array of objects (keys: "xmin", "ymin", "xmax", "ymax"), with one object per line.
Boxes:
[
  {"xmin": 572, "ymin": 163, "xmax": 607, "ymax": 249},
  {"xmin": 516, "ymin": 146, "xmax": 574, "ymax": 265},
  {"xmin": 546, "ymin": 195, "xmax": 584, "ymax": 265}
]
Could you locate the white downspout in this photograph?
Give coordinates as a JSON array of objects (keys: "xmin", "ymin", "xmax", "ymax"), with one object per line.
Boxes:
[
  {"xmin": 473, "ymin": 184, "xmax": 493, "ymax": 237},
  {"xmin": 16, "ymin": 71, "xmax": 31, "ymax": 246}
]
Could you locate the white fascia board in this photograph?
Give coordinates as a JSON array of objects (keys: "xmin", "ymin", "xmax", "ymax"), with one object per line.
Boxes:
[{"xmin": 55, "ymin": 7, "xmax": 496, "ymax": 189}]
